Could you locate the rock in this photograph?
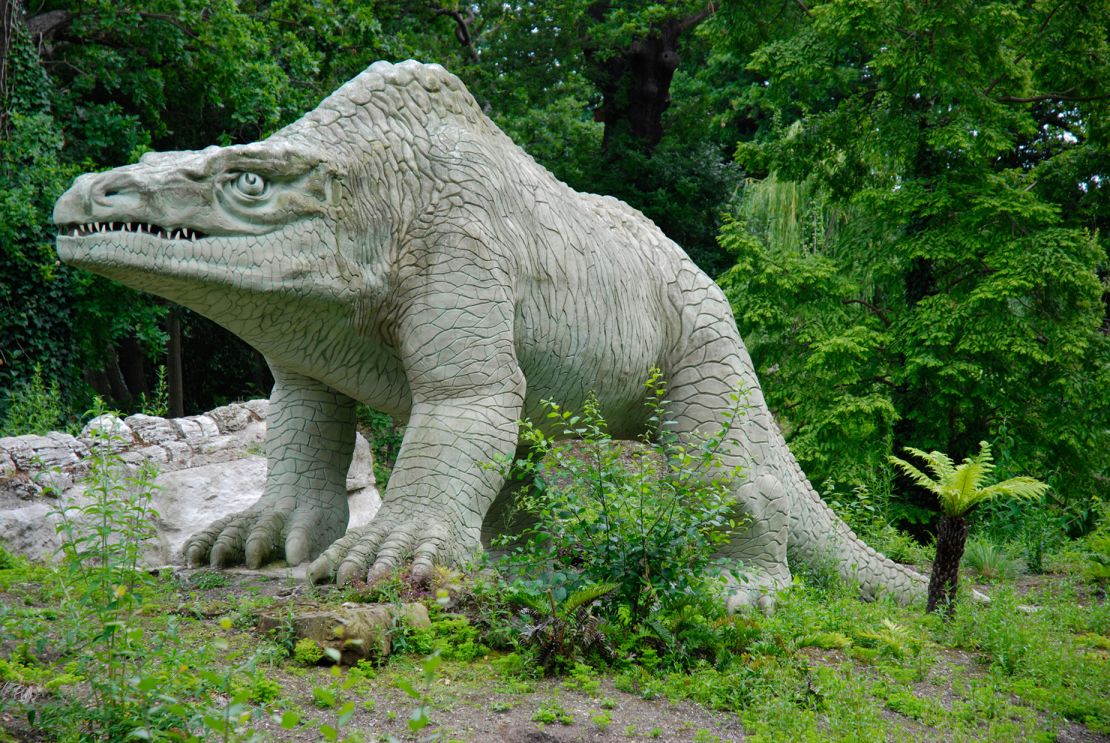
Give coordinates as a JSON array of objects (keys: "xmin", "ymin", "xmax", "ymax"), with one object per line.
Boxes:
[
  {"xmin": 124, "ymin": 414, "xmax": 180, "ymax": 446},
  {"xmin": 0, "ymin": 432, "xmax": 87, "ymax": 471},
  {"xmin": 172, "ymin": 415, "xmax": 220, "ymax": 440},
  {"xmin": 0, "ymin": 400, "xmax": 380, "ymax": 567},
  {"xmin": 207, "ymin": 403, "xmax": 259, "ymax": 434},
  {"xmin": 257, "ymin": 602, "xmax": 429, "ymax": 664},
  {"xmin": 79, "ymin": 414, "xmax": 135, "ymax": 449}
]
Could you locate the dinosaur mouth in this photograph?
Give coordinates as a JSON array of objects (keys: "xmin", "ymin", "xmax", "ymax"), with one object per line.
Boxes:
[{"xmin": 61, "ymin": 221, "xmax": 208, "ymax": 241}]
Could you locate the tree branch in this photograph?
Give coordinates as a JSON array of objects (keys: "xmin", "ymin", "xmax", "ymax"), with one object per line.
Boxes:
[
  {"xmin": 841, "ymin": 298, "xmax": 892, "ymax": 327},
  {"xmin": 433, "ymin": 6, "xmax": 480, "ymax": 63},
  {"xmin": 997, "ymin": 92, "xmax": 1110, "ymax": 104},
  {"xmin": 27, "ymin": 9, "xmax": 72, "ymax": 39},
  {"xmin": 983, "ymin": 0, "xmax": 1065, "ymax": 96}
]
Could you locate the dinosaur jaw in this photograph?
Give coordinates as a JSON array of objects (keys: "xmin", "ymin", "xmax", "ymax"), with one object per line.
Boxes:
[
  {"xmin": 60, "ymin": 220, "xmax": 207, "ymax": 242},
  {"xmin": 56, "ymin": 217, "xmax": 360, "ymax": 310}
]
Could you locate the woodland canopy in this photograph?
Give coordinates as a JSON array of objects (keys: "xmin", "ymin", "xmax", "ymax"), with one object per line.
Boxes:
[{"xmin": 2, "ymin": 0, "xmax": 1107, "ymax": 535}]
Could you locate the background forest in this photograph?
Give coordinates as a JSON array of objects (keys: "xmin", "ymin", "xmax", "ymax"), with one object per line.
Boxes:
[{"xmin": 2, "ymin": 0, "xmax": 1108, "ymax": 546}]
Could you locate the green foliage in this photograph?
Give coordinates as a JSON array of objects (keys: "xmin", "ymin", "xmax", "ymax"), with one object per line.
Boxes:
[
  {"xmin": 718, "ymin": 0, "xmax": 1110, "ymax": 532},
  {"xmin": 531, "ymin": 699, "xmax": 573, "ymax": 725},
  {"xmin": 138, "ymin": 365, "xmax": 169, "ymax": 418},
  {"xmin": 513, "ymin": 582, "xmax": 618, "ymax": 674},
  {"xmin": 294, "ymin": 638, "xmax": 326, "ymax": 667},
  {"xmin": 0, "ymin": 365, "xmax": 66, "ymax": 436},
  {"xmin": 889, "ymin": 441, "xmax": 1049, "ymax": 519},
  {"xmin": 961, "ymin": 538, "xmax": 1025, "ymax": 583},
  {"xmin": 356, "ymin": 404, "xmax": 404, "ymax": 489},
  {"xmin": 497, "ymin": 371, "xmax": 744, "ymax": 622}
]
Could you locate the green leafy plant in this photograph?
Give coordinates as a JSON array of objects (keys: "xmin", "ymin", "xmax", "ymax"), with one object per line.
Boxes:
[
  {"xmin": 890, "ymin": 441, "xmax": 1048, "ymax": 614},
  {"xmin": 1, "ymin": 364, "xmax": 65, "ymax": 436},
  {"xmin": 531, "ymin": 699, "xmax": 573, "ymax": 725},
  {"xmin": 294, "ymin": 638, "xmax": 326, "ymax": 666},
  {"xmin": 516, "ymin": 582, "xmax": 619, "ymax": 674},
  {"xmin": 138, "ymin": 364, "xmax": 169, "ymax": 417},
  {"xmin": 48, "ymin": 404, "xmax": 165, "ymax": 738},
  {"xmin": 497, "ymin": 370, "xmax": 745, "ymax": 623},
  {"xmin": 961, "ymin": 538, "xmax": 1025, "ymax": 583}
]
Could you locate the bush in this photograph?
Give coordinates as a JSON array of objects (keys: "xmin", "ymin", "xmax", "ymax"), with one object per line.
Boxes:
[
  {"xmin": 496, "ymin": 370, "xmax": 745, "ymax": 623},
  {"xmin": 1, "ymin": 364, "xmax": 65, "ymax": 436},
  {"xmin": 294, "ymin": 638, "xmax": 326, "ymax": 666}
]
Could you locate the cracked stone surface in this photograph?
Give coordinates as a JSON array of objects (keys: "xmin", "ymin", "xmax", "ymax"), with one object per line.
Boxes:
[
  {"xmin": 0, "ymin": 401, "xmax": 379, "ymax": 566},
  {"xmin": 51, "ymin": 60, "xmax": 927, "ymax": 606}
]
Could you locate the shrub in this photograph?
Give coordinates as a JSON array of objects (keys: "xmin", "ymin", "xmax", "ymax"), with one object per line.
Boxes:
[
  {"xmin": 1, "ymin": 364, "xmax": 65, "ymax": 436},
  {"xmin": 294, "ymin": 638, "xmax": 326, "ymax": 666},
  {"xmin": 496, "ymin": 370, "xmax": 745, "ymax": 623}
]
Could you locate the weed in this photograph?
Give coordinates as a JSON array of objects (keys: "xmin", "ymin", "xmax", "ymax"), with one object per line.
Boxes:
[
  {"xmin": 294, "ymin": 637, "xmax": 326, "ymax": 666},
  {"xmin": 1, "ymin": 364, "xmax": 66, "ymax": 436},
  {"xmin": 496, "ymin": 371, "xmax": 746, "ymax": 623},
  {"xmin": 532, "ymin": 699, "xmax": 573, "ymax": 725},
  {"xmin": 394, "ymin": 651, "xmax": 444, "ymax": 738},
  {"xmin": 191, "ymin": 570, "xmax": 232, "ymax": 590},
  {"xmin": 592, "ymin": 710, "xmax": 612, "ymax": 730},
  {"xmin": 138, "ymin": 365, "xmax": 169, "ymax": 417},
  {"xmin": 962, "ymin": 537, "xmax": 1025, "ymax": 582}
]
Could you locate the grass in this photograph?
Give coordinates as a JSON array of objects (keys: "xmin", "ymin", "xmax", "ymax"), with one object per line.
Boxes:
[{"xmin": 0, "ymin": 549, "xmax": 1106, "ymax": 741}]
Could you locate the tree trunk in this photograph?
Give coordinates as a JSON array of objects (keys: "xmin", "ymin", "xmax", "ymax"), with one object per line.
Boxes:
[
  {"xmin": 117, "ymin": 335, "xmax": 149, "ymax": 399},
  {"xmin": 167, "ymin": 309, "xmax": 184, "ymax": 418},
  {"xmin": 104, "ymin": 347, "xmax": 132, "ymax": 405},
  {"xmin": 927, "ymin": 514, "xmax": 969, "ymax": 615},
  {"xmin": 587, "ymin": 6, "xmax": 711, "ymax": 153}
]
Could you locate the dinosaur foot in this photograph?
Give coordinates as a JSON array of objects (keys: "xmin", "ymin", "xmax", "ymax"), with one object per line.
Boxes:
[
  {"xmin": 184, "ymin": 499, "xmax": 347, "ymax": 569},
  {"xmin": 724, "ymin": 568, "xmax": 793, "ymax": 616},
  {"xmin": 308, "ymin": 510, "xmax": 475, "ymax": 586}
]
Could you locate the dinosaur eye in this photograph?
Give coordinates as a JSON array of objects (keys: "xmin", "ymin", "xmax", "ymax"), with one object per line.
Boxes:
[{"xmin": 234, "ymin": 172, "xmax": 268, "ymax": 198}]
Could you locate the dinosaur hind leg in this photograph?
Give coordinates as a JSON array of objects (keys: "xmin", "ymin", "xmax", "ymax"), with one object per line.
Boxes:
[{"xmin": 665, "ymin": 312, "xmax": 794, "ymax": 612}]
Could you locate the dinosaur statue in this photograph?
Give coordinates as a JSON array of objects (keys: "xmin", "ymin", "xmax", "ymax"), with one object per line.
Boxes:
[{"xmin": 54, "ymin": 60, "xmax": 927, "ymax": 609}]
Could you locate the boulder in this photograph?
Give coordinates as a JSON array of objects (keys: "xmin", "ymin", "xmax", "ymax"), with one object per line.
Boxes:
[
  {"xmin": 0, "ymin": 401, "xmax": 381, "ymax": 566},
  {"xmin": 257, "ymin": 602, "xmax": 430, "ymax": 664}
]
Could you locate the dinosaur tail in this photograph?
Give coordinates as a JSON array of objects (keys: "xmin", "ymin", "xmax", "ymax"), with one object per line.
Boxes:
[{"xmin": 777, "ymin": 433, "xmax": 928, "ymax": 605}]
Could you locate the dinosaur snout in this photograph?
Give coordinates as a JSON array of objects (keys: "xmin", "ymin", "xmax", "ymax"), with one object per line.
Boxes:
[{"xmin": 53, "ymin": 171, "xmax": 148, "ymax": 227}]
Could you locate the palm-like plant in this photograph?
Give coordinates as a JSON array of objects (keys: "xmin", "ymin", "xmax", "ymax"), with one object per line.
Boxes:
[{"xmin": 889, "ymin": 441, "xmax": 1048, "ymax": 614}]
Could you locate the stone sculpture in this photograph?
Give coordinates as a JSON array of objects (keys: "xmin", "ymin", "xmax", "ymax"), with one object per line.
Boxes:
[{"xmin": 54, "ymin": 60, "xmax": 927, "ymax": 608}]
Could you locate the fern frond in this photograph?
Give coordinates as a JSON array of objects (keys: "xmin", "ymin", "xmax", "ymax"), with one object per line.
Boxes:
[
  {"xmin": 905, "ymin": 446, "xmax": 955, "ymax": 483},
  {"xmin": 888, "ymin": 454, "xmax": 941, "ymax": 495},
  {"xmin": 968, "ymin": 477, "xmax": 1049, "ymax": 511},
  {"xmin": 561, "ymin": 582, "xmax": 619, "ymax": 617}
]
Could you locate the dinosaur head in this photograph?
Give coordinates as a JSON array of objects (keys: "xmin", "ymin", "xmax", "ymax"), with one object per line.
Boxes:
[
  {"xmin": 54, "ymin": 60, "xmax": 486, "ymax": 319},
  {"xmin": 53, "ymin": 139, "xmax": 347, "ymax": 300}
]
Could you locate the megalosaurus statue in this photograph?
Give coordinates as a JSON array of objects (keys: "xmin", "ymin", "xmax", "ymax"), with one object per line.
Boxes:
[{"xmin": 54, "ymin": 61, "xmax": 926, "ymax": 609}]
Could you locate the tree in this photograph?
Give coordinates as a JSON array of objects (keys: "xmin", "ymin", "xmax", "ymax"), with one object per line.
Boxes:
[
  {"xmin": 718, "ymin": 0, "xmax": 1110, "ymax": 528},
  {"xmin": 890, "ymin": 441, "xmax": 1048, "ymax": 614}
]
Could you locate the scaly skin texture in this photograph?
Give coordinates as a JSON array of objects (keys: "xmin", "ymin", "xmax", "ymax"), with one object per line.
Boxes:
[{"xmin": 54, "ymin": 60, "xmax": 927, "ymax": 608}]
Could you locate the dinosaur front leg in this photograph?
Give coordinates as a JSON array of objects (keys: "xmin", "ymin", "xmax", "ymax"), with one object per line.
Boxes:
[
  {"xmin": 184, "ymin": 369, "xmax": 356, "ymax": 568},
  {"xmin": 308, "ymin": 388, "xmax": 522, "ymax": 584},
  {"xmin": 308, "ymin": 231, "xmax": 524, "ymax": 584}
]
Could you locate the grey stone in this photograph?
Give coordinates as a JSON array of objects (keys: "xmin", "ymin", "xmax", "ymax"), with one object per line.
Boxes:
[
  {"xmin": 0, "ymin": 401, "xmax": 380, "ymax": 568},
  {"xmin": 207, "ymin": 403, "xmax": 257, "ymax": 434},
  {"xmin": 124, "ymin": 414, "xmax": 180, "ymax": 445},
  {"xmin": 79, "ymin": 414, "xmax": 135, "ymax": 449},
  {"xmin": 257, "ymin": 602, "xmax": 429, "ymax": 664},
  {"xmin": 0, "ymin": 432, "xmax": 87, "ymax": 470}
]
